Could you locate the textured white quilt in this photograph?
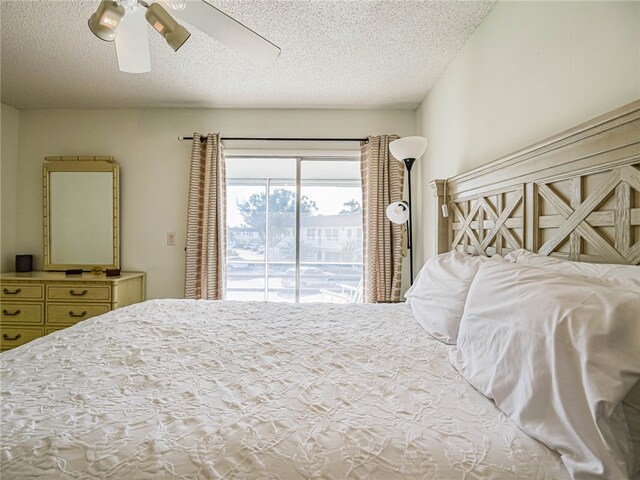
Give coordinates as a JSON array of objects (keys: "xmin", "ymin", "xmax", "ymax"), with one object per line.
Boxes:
[{"xmin": 1, "ymin": 300, "xmax": 568, "ymax": 479}]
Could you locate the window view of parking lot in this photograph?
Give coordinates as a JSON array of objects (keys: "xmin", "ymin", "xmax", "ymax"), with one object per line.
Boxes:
[{"xmin": 226, "ymin": 157, "xmax": 363, "ymax": 303}]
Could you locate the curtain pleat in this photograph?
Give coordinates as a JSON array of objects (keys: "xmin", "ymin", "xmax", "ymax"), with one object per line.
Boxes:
[
  {"xmin": 185, "ymin": 133, "xmax": 226, "ymax": 299},
  {"xmin": 360, "ymin": 135, "xmax": 404, "ymax": 303}
]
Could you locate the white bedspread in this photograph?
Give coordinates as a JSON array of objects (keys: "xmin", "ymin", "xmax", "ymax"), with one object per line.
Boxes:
[{"xmin": 1, "ymin": 300, "xmax": 568, "ymax": 479}]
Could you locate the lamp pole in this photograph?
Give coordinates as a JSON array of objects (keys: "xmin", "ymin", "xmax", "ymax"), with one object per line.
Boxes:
[
  {"xmin": 389, "ymin": 135, "xmax": 427, "ymax": 288},
  {"xmin": 403, "ymin": 158, "xmax": 416, "ymax": 283}
]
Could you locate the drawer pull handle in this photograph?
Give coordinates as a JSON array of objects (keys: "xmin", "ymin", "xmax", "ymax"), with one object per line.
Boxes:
[
  {"xmin": 69, "ymin": 311, "xmax": 87, "ymax": 318},
  {"xmin": 3, "ymin": 288, "xmax": 22, "ymax": 295},
  {"xmin": 2, "ymin": 309, "xmax": 21, "ymax": 316},
  {"xmin": 69, "ymin": 289, "xmax": 88, "ymax": 296},
  {"xmin": 3, "ymin": 333, "xmax": 21, "ymax": 341}
]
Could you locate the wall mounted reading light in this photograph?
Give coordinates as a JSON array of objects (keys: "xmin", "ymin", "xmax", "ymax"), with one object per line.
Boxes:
[
  {"xmin": 88, "ymin": 0, "xmax": 126, "ymax": 41},
  {"xmin": 145, "ymin": 2, "xmax": 191, "ymax": 51},
  {"xmin": 388, "ymin": 136, "xmax": 428, "ymax": 284}
]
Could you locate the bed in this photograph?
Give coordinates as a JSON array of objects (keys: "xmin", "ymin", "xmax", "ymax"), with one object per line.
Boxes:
[
  {"xmin": 0, "ymin": 300, "xmax": 568, "ymax": 478},
  {"xmin": 1, "ymin": 101, "xmax": 639, "ymax": 479}
]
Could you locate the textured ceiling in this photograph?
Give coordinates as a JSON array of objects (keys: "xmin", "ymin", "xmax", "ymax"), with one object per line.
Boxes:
[{"xmin": 0, "ymin": 0, "xmax": 495, "ymax": 109}]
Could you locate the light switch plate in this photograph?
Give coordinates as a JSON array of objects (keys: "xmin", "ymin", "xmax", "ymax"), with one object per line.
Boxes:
[{"xmin": 167, "ymin": 232, "xmax": 176, "ymax": 246}]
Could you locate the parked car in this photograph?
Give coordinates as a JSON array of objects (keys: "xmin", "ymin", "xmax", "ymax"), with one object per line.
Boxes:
[
  {"xmin": 226, "ymin": 256, "xmax": 255, "ymax": 270},
  {"xmin": 281, "ymin": 267, "xmax": 336, "ymax": 288}
]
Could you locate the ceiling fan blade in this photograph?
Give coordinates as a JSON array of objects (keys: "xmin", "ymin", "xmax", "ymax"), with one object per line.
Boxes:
[
  {"xmin": 173, "ymin": 0, "xmax": 281, "ymax": 66},
  {"xmin": 115, "ymin": 7, "xmax": 151, "ymax": 73}
]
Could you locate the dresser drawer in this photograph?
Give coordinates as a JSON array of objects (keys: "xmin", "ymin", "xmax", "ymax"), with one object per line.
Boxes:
[
  {"xmin": 47, "ymin": 304, "xmax": 110, "ymax": 325},
  {"xmin": 1, "ymin": 284, "xmax": 44, "ymax": 301},
  {"xmin": 46, "ymin": 326, "xmax": 68, "ymax": 335},
  {"xmin": 47, "ymin": 285, "xmax": 111, "ymax": 302},
  {"xmin": 1, "ymin": 327, "xmax": 43, "ymax": 350},
  {"xmin": 0, "ymin": 304, "xmax": 44, "ymax": 325}
]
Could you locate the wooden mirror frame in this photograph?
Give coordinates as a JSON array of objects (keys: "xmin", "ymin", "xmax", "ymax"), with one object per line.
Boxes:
[{"xmin": 43, "ymin": 156, "xmax": 120, "ymax": 271}]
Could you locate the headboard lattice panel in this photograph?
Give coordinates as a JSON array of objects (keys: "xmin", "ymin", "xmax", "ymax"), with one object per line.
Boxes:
[
  {"xmin": 431, "ymin": 101, "xmax": 640, "ymax": 266},
  {"xmin": 451, "ymin": 185, "xmax": 524, "ymax": 257},
  {"xmin": 535, "ymin": 165, "xmax": 640, "ymax": 264}
]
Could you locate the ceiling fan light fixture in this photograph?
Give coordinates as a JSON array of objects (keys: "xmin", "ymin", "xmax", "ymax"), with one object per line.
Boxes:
[
  {"xmin": 88, "ymin": 0, "xmax": 126, "ymax": 42},
  {"xmin": 166, "ymin": 23, "xmax": 190, "ymax": 51},
  {"xmin": 145, "ymin": 2, "xmax": 191, "ymax": 51}
]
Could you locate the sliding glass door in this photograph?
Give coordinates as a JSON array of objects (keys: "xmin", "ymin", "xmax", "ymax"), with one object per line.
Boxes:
[{"xmin": 226, "ymin": 156, "xmax": 362, "ymax": 303}]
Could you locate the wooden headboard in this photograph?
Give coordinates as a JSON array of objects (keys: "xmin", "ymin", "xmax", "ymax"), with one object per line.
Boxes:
[{"xmin": 430, "ymin": 100, "xmax": 640, "ymax": 265}]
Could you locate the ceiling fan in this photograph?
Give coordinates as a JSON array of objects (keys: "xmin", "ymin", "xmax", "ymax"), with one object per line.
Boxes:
[{"xmin": 88, "ymin": 0, "xmax": 281, "ymax": 73}]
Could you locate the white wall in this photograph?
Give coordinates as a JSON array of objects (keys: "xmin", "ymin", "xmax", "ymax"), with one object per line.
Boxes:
[
  {"xmin": 415, "ymin": 0, "xmax": 640, "ymax": 265},
  {"xmin": 1, "ymin": 103, "xmax": 20, "ymax": 272},
  {"xmin": 14, "ymin": 108, "xmax": 415, "ymax": 298}
]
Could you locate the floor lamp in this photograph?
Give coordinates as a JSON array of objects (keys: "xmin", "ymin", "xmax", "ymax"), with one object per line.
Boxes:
[{"xmin": 387, "ymin": 136, "xmax": 428, "ymax": 284}]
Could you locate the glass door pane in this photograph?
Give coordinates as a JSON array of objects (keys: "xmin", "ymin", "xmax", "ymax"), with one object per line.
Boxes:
[
  {"xmin": 266, "ymin": 177, "xmax": 297, "ymax": 302},
  {"xmin": 226, "ymin": 181, "xmax": 267, "ymax": 301},
  {"xmin": 300, "ymin": 160, "xmax": 363, "ymax": 303},
  {"xmin": 226, "ymin": 157, "xmax": 297, "ymax": 302}
]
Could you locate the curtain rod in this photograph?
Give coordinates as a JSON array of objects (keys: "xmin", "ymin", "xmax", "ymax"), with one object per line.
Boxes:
[{"xmin": 178, "ymin": 136, "xmax": 368, "ymax": 143}]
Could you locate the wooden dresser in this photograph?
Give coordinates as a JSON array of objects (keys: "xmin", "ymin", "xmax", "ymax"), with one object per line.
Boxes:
[{"xmin": 0, "ymin": 271, "xmax": 145, "ymax": 351}]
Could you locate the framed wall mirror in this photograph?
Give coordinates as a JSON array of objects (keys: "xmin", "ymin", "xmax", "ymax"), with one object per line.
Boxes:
[{"xmin": 43, "ymin": 157, "xmax": 119, "ymax": 271}]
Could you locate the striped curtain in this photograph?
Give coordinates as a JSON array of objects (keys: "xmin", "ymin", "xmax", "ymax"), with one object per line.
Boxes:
[
  {"xmin": 360, "ymin": 135, "xmax": 405, "ymax": 303},
  {"xmin": 185, "ymin": 133, "xmax": 226, "ymax": 299}
]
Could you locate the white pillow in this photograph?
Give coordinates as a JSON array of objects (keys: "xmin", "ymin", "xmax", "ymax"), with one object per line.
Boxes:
[
  {"xmin": 624, "ymin": 382, "xmax": 640, "ymax": 476},
  {"xmin": 451, "ymin": 260, "xmax": 640, "ymax": 480},
  {"xmin": 404, "ymin": 251, "xmax": 500, "ymax": 344},
  {"xmin": 504, "ymin": 248, "xmax": 640, "ymax": 475},
  {"xmin": 505, "ymin": 249, "xmax": 640, "ymax": 285}
]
